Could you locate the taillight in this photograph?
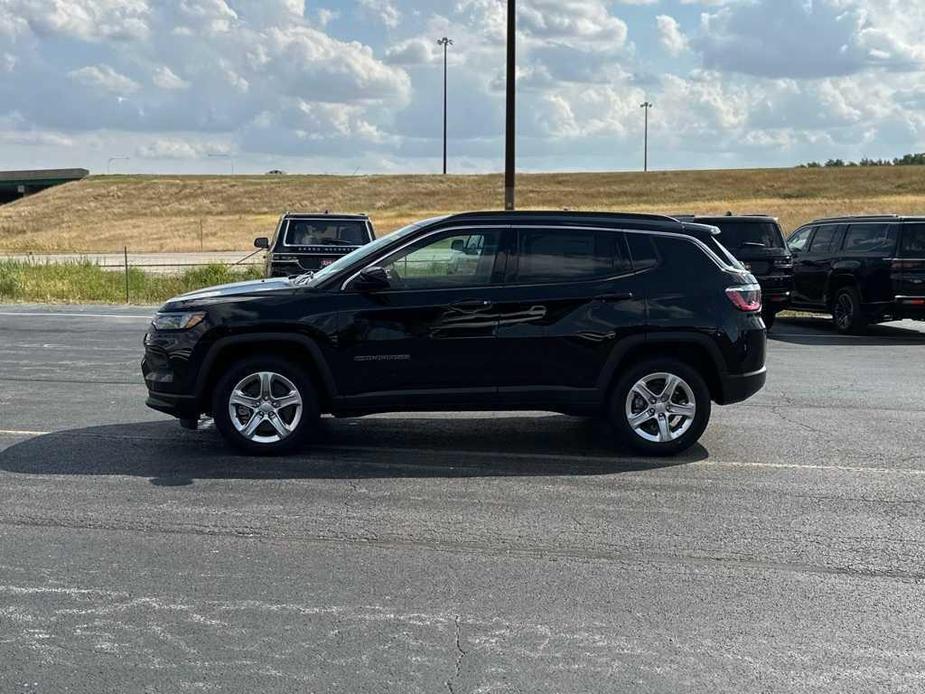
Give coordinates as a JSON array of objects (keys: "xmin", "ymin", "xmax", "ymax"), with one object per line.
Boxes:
[
  {"xmin": 726, "ymin": 285, "xmax": 762, "ymax": 312},
  {"xmin": 774, "ymin": 257, "xmax": 794, "ymax": 270}
]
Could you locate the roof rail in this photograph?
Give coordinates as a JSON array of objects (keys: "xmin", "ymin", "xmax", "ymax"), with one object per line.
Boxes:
[
  {"xmin": 444, "ymin": 210, "xmax": 684, "ymax": 225},
  {"xmin": 811, "ymin": 214, "xmax": 901, "ymax": 224}
]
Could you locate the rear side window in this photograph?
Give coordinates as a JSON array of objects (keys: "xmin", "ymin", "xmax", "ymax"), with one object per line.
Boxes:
[
  {"xmin": 651, "ymin": 236, "xmax": 718, "ymax": 282},
  {"xmin": 513, "ymin": 229, "xmax": 631, "ymax": 283},
  {"xmin": 709, "ymin": 220, "xmax": 785, "ymax": 250},
  {"xmin": 843, "ymin": 224, "xmax": 897, "ymax": 254},
  {"xmin": 627, "ymin": 234, "xmax": 659, "ymax": 272},
  {"xmin": 900, "ymin": 224, "xmax": 925, "ymax": 256},
  {"xmin": 809, "ymin": 225, "xmax": 839, "ymax": 253}
]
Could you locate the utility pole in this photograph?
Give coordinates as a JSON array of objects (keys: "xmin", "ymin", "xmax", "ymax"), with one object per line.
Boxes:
[
  {"xmin": 504, "ymin": 0, "xmax": 516, "ymax": 210},
  {"xmin": 438, "ymin": 37, "xmax": 453, "ymax": 175},
  {"xmin": 640, "ymin": 101, "xmax": 653, "ymax": 172},
  {"xmin": 209, "ymin": 153, "xmax": 235, "ymax": 175}
]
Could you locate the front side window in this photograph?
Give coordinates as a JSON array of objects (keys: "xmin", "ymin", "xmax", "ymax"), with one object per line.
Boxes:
[
  {"xmin": 286, "ymin": 220, "xmax": 370, "ymax": 246},
  {"xmin": 788, "ymin": 227, "xmax": 813, "ymax": 252},
  {"xmin": 379, "ymin": 230, "xmax": 503, "ymax": 289},
  {"xmin": 843, "ymin": 224, "xmax": 897, "ymax": 254},
  {"xmin": 809, "ymin": 225, "xmax": 838, "ymax": 253},
  {"xmin": 900, "ymin": 223, "xmax": 925, "ymax": 255},
  {"xmin": 513, "ymin": 229, "xmax": 630, "ymax": 283}
]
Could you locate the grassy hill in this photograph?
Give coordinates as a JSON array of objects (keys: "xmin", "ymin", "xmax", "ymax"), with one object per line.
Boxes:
[{"xmin": 1, "ymin": 167, "xmax": 925, "ymax": 252}]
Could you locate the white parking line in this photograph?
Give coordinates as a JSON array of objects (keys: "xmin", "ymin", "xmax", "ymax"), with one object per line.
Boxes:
[{"xmin": 0, "ymin": 312, "xmax": 151, "ymax": 319}]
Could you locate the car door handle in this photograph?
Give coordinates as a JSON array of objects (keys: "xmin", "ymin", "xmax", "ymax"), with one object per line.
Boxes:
[
  {"xmin": 595, "ymin": 292, "xmax": 634, "ymax": 303},
  {"xmin": 450, "ymin": 299, "xmax": 493, "ymax": 311}
]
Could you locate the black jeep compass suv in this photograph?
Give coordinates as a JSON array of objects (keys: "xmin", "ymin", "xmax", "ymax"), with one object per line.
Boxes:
[
  {"xmin": 788, "ymin": 215, "xmax": 925, "ymax": 333},
  {"xmin": 143, "ymin": 212, "xmax": 767, "ymax": 457},
  {"xmin": 255, "ymin": 212, "xmax": 375, "ymax": 278},
  {"xmin": 693, "ymin": 215, "xmax": 793, "ymax": 328}
]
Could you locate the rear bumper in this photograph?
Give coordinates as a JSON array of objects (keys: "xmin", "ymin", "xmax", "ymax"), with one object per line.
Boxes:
[{"xmin": 718, "ymin": 367, "xmax": 767, "ymax": 406}]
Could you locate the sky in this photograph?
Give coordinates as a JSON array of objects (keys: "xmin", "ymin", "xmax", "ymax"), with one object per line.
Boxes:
[{"xmin": 1, "ymin": 0, "xmax": 924, "ymax": 175}]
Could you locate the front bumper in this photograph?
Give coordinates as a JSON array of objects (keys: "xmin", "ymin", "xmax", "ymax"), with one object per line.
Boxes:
[
  {"xmin": 718, "ymin": 367, "xmax": 767, "ymax": 406},
  {"xmin": 145, "ymin": 390, "xmax": 200, "ymax": 420}
]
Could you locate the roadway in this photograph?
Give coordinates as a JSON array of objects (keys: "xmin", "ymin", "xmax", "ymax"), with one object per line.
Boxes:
[{"xmin": 1, "ymin": 305, "xmax": 924, "ymax": 692}]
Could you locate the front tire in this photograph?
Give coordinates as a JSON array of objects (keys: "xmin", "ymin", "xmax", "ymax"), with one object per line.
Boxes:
[
  {"xmin": 610, "ymin": 358, "xmax": 712, "ymax": 457},
  {"xmin": 213, "ymin": 356, "xmax": 319, "ymax": 455},
  {"xmin": 832, "ymin": 286, "xmax": 867, "ymax": 335}
]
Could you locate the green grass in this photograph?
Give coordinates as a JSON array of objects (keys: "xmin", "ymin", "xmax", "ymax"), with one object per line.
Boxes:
[{"xmin": 0, "ymin": 260, "xmax": 263, "ymax": 304}]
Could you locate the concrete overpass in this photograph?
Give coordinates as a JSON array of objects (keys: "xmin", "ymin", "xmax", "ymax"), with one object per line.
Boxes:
[{"xmin": 0, "ymin": 168, "xmax": 89, "ymax": 204}]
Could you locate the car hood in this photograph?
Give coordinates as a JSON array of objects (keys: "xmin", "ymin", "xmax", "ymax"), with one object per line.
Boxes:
[{"xmin": 164, "ymin": 277, "xmax": 296, "ymax": 308}]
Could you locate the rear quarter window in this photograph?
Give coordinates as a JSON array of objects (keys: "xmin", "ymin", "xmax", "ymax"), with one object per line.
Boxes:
[
  {"xmin": 651, "ymin": 236, "xmax": 719, "ymax": 282},
  {"xmin": 900, "ymin": 223, "xmax": 925, "ymax": 256}
]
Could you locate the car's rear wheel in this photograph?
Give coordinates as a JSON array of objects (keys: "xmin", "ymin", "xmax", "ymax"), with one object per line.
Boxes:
[
  {"xmin": 213, "ymin": 356, "xmax": 319, "ymax": 455},
  {"xmin": 610, "ymin": 358, "xmax": 711, "ymax": 456},
  {"xmin": 832, "ymin": 286, "xmax": 867, "ymax": 335}
]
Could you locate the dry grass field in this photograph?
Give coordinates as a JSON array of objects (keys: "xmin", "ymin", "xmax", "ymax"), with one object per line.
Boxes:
[{"xmin": 1, "ymin": 166, "xmax": 924, "ymax": 252}]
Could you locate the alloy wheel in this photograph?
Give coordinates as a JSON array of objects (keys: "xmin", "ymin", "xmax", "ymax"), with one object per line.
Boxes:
[
  {"xmin": 624, "ymin": 372, "xmax": 697, "ymax": 443},
  {"xmin": 834, "ymin": 293, "xmax": 854, "ymax": 331},
  {"xmin": 228, "ymin": 371, "xmax": 303, "ymax": 444}
]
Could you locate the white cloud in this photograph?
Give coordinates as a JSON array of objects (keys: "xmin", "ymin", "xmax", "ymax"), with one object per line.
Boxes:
[
  {"xmin": 358, "ymin": 0, "xmax": 401, "ymax": 29},
  {"xmin": 152, "ymin": 65, "xmax": 190, "ymax": 90},
  {"xmin": 135, "ymin": 138, "xmax": 229, "ymax": 159},
  {"xmin": 68, "ymin": 64, "xmax": 140, "ymax": 94},
  {"xmin": 656, "ymin": 15, "xmax": 688, "ymax": 57},
  {"xmin": 8, "ymin": 0, "xmax": 150, "ymax": 41}
]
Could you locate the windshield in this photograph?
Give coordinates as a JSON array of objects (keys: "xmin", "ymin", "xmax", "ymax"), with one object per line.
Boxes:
[
  {"xmin": 285, "ymin": 219, "xmax": 371, "ymax": 246},
  {"xmin": 706, "ymin": 220, "xmax": 785, "ymax": 250},
  {"xmin": 302, "ymin": 220, "xmax": 431, "ymax": 288}
]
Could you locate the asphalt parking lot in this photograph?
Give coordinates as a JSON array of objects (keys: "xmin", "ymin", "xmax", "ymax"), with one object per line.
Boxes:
[{"xmin": 1, "ymin": 304, "xmax": 924, "ymax": 693}]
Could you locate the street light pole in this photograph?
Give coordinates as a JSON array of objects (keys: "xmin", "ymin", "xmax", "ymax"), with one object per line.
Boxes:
[
  {"xmin": 438, "ymin": 37, "xmax": 453, "ymax": 176},
  {"xmin": 504, "ymin": 0, "xmax": 516, "ymax": 210},
  {"xmin": 640, "ymin": 101, "xmax": 653, "ymax": 173}
]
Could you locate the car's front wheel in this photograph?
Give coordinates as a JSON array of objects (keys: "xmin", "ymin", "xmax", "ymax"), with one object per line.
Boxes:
[
  {"xmin": 213, "ymin": 356, "xmax": 319, "ymax": 455},
  {"xmin": 610, "ymin": 358, "xmax": 712, "ymax": 456}
]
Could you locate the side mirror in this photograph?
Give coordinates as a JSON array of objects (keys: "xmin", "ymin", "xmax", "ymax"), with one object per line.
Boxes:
[
  {"xmin": 351, "ymin": 266, "xmax": 391, "ymax": 292},
  {"xmin": 254, "ymin": 237, "xmax": 270, "ymax": 250},
  {"xmin": 451, "ymin": 239, "xmax": 465, "ymax": 253}
]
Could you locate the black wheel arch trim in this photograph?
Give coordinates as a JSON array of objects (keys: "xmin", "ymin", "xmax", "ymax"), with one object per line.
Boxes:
[{"xmin": 194, "ymin": 332, "xmax": 338, "ymax": 402}]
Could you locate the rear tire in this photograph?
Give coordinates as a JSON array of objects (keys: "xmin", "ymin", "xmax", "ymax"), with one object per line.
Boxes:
[
  {"xmin": 609, "ymin": 358, "xmax": 712, "ymax": 457},
  {"xmin": 832, "ymin": 286, "xmax": 867, "ymax": 335},
  {"xmin": 212, "ymin": 356, "xmax": 319, "ymax": 456}
]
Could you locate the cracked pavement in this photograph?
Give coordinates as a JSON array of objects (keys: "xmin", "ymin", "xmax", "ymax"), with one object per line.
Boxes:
[{"xmin": 1, "ymin": 306, "xmax": 925, "ymax": 692}]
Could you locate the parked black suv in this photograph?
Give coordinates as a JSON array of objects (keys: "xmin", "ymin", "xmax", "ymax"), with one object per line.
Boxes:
[
  {"xmin": 256, "ymin": 212, "xmax": 375, "ymax": 278},
  {"xmin": 143, "ymin": 212, "xmax": 767, "ymax": 457},
  {"xmin": 787, "ymin": 215, "xmax": 925, "ymax": 333},
  {"xmin": 693, "ymin": 215, "xmax": 793, "ymax": 328}
]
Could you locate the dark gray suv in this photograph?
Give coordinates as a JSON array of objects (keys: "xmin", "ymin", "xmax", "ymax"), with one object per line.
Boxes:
[{"xmin": 256, "ymin": 213, "xmax": 375, "ymax": 278}]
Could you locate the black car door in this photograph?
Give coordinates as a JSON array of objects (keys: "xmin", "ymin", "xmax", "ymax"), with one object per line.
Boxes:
[
  {"xmin": 800, "ymin": 224, "xmax": 844, "ymax": 305},
  {"xmin": 490, "ymin": 226, "xmax": 646, "ymax": 405},
  {"xmin": 788, "ymin": 226, "xmax": 815, "ymax": 305},
  {"xmin": 333, "ymin": 226, "xmax": 508, "ymax": 404}
]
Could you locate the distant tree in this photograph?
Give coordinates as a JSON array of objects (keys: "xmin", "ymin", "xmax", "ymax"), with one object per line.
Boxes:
[
  {"xmin": 825, "ymin": 159, "xmax": 846, "ymax": 168},
  {"xmin": 800, "ymin": 153, "xmax": 925, "ymax": 168}
]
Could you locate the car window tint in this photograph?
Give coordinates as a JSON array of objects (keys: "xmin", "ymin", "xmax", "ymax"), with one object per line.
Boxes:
[
  {"xmin": 843, "ymin": 224, "xmax": 897, "ymax": 253},
  {"xmin": 286, "ymin": 220, "xmax": 369, "ymax": 246},
  {"xmin": 900, "ymin": 223, "xmax": 925, "ymax": 255},
  {"xmin": 788, "ymin": 227, "xmax": 813, "ymax": 252},
  {"xmin": 652, "ymin": 236, "xmax": 716, "ymax": 281},
  {"xmin": 809, "ymin": 225, "xmax": 838, "ymax": 253},
  {"xmin": 627, "ymin": 233, "xmax": 660, "ymax": 272},
  {"xmin": 380, "ymin": 230, "xmax": 502, "ymax": 289},
  {"xmin": 709, "ymin": 221, "xmax": 785, "ymax": 249},
  {"xmin": 514, "ymin": 229, "xmax": 630, "ymax": 283}
]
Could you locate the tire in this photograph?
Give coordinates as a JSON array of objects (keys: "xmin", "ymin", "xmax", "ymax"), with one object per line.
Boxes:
[
  {"xmin": 212, "ymin": 356, "xmax": 320, "ymax": 455},
  {"xmin": 832, "ymin": 286, "xmax": 867, "ymax": 335},
  {"xmin": 609, "ymin": 358, "xmax": 712, "ymax": 457},
  {"xmin": 762, "ymin": 310, "xmax": 777, "ymax": 330}
]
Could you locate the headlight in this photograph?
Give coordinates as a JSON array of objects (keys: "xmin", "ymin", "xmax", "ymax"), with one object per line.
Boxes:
[{"xmin": 151, "ymin": 311, "xmax": 206, "ymax": 331}]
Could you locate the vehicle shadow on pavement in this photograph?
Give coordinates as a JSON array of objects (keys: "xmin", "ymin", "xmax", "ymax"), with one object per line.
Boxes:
[
  {"xmin": 0, "ymin": 416, "xmax": 706, "ymax": 486},
  {"xmin": 770, "ymin": 317, "xmax": 925, "ymax": 346}
]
